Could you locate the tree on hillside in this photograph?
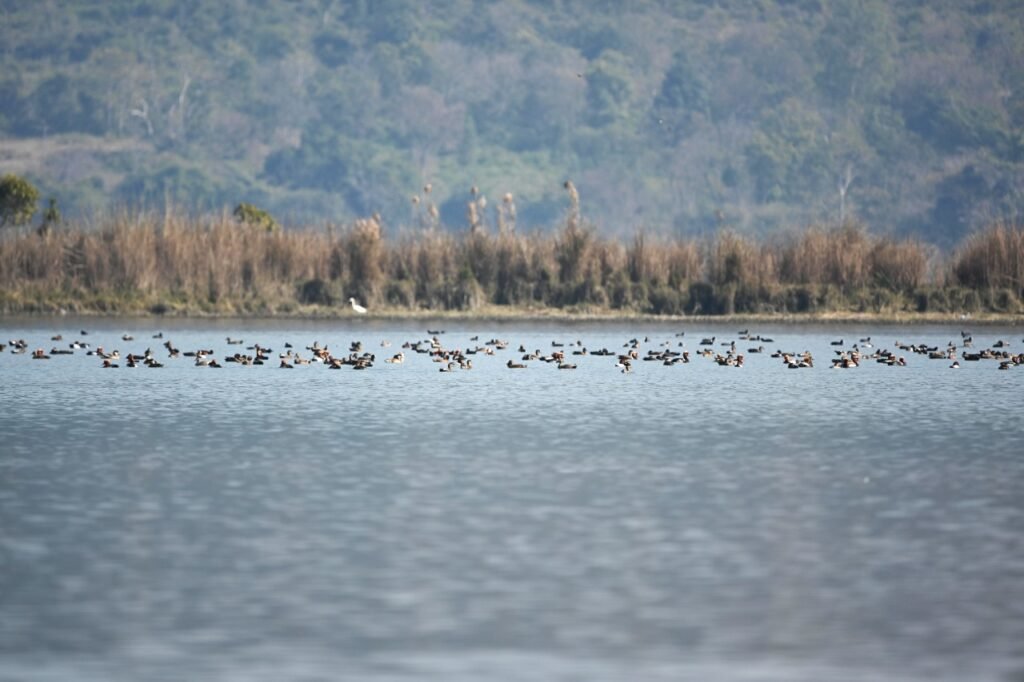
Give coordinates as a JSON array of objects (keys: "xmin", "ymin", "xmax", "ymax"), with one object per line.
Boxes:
[
  {"xmin": 585, "ymin": 52, "xmax": 634, "ymax": 127},
  {"xmin": 816, "ymin": 0, "xmax": 896, "ymax": 106},
  {"xmin": 654, "ymin": 48, "xmax": 708, "ymax": 139},
  {"xmin": 743, "ymin": 99, "xmax": 830, "ymax": 204},
  {"xmin": 0, "ymin": 174, "xmax": 39, "ymax": 228}
]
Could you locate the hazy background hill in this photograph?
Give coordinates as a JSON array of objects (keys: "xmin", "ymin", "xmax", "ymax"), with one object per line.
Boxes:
[{"xmin": 1, "ymin": 0, "xmax": 1022, "ymax": 245}]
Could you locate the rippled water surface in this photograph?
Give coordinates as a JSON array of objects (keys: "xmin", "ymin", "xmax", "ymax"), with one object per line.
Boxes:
[{"xmin": 2, "ymin": 317, "xmax": 1023, "ymax": 681}]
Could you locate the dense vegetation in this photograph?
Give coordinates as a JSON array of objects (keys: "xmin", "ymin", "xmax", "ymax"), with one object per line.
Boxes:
[
  {"xmin": 1, "ymin": 0, "xmax": 1022, "ymax": 246},
  {"xmin": 1, "ymin": 211, "xmax": 1021, "ymax": 316}
]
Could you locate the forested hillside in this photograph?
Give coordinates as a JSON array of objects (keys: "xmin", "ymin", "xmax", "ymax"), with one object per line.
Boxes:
[{"xmin": 1, "ymin": 0, "xmax": 1022, "ymax": 245}]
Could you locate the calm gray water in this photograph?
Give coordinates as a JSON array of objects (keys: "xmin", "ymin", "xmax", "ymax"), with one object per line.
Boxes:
[{"xmin": 1, "ymin": 317, "xmax": 1023, "ymax": 682}]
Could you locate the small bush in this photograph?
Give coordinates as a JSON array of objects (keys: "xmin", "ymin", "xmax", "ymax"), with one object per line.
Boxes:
[
  {"xmin": 233, "ymin": 203, "xmax": 279, "ymax": 232},
  {"xmin": 961, "ymin": 289, "xmax": 981, "ymax": 312},
  {"xmin": 915, "ymin": 288, "xmax": 949, "ymax": 313},
  {"xmin": 385, "ymin": 279, "xmax": 415, "ymax": 307},
  {"xmin": 297, "ymin": 278, "xmax": 337, "ymax": 305},
  {"xmin": 445, "ymin": 276, "xmax": 485, "ymax": 310},
  {"xmin": 647, "ymin": 285, "xmax": 684, "ymax": 315},
  {"xmin": 987, "ymin": 288, "xmax": 1018, "ymax": 313},
  {"xmin": 688, "ymin": 281, "xmax": 715, "ymax": 314},
  {"xmin": 0, "ymin": 174, "xmax": 39, "ymax": 228},
  {"xmin": 785, "ymin": 286, "xmax": 814, "ymax": 313}
]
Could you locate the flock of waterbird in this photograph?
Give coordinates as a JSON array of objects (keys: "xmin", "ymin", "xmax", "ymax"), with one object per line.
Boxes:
[{"xmin": 4, "ymin": 327, "xmax": 1023, "ymax": 373}]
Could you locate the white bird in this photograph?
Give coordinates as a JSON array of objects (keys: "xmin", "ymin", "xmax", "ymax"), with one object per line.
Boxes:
[{"xmin": 349, "ymin": 297, "xmax": 367, "ymax": 314}]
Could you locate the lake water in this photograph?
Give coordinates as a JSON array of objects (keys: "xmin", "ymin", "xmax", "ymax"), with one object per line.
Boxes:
[{"xmin": 1, "ymin": 316, "xmax": 1023, "ymax": 682}]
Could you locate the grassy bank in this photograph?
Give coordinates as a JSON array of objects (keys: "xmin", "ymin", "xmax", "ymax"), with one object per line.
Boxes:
[{"xmin": 1, "ymin": 213, "xmax": 1022, "ymax": 320}]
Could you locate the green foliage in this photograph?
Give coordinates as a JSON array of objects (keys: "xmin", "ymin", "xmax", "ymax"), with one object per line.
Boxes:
[
  {"xmin": 116, "ymin": 166, "xmax": 237, "ymax": 212},
  {"xmin": 17, "ymin": 74, "xmax": 105, "ymax": 136},
  {"xmin": 815, "ymin": 0, "xmax": 896, "ymax": 104},
  {"xmin": 901, "ymin": 89, "xmax": 1009, "ymax": 155},
  {"xmin": 360, "ymin": 0, "xmax": 420, "ymax": 45},
  {"xmin": 744, "ymin": 99, "xmax": 830, "ymax": 203},
  {"xmin": 585, "ymin": 52, "xmax": 635, "ymax": 127},
  {"xmin": 297, "ymin": 278, "xmax": 337, "ymax": 305},
  {"xmin": 0, "ymin": 174, "xmax": 39, "ymax": 228},
  {"xmin": 313, "ymin": 32, "xmax": 354, "ymax": 68},
  {"xmin": 654, "ymin": 48, "xmax": 708, "ymax": 139},
  {"xmin": 233, "ymin": 203, "xmax": 279, "ymax": 232}
]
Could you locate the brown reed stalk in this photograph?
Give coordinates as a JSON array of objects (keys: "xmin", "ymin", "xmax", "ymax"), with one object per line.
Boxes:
[
  {"xmin": 555, "ymin": 180, "xmax": 593, "ymax": 286},
  {"xmin": 467, "ymin": 186, "xmax": 483, "ymax": 234},
  {"xmin": 346, "ymin": 214, "xmax": 384, "ymax": 304},
  {"xmin": 497, "ymin": 193, "xmax": 516, "ymax": 235},
  {"xmin": 564, "ymin": 180, "xmax": 580, "ymax": 233}
]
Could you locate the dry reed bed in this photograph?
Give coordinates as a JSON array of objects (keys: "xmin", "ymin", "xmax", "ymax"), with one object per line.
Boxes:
[{"xmin": 0, "ymin": 215, "xmax": 1021, "ymax": 315}]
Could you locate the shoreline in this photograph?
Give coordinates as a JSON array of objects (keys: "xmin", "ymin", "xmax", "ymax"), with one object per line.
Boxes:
[{"xmin": 2, "ymin": 306, "xmax": 1021, "ymax": 326}]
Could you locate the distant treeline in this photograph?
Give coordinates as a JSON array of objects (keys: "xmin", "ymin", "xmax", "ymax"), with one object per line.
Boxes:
[
  {"xmin": 0, "ymin": 214, "xmax": 1022, "ymax": 316},
  {"xmin": 3, "ymin": 2, "xmax": 1024, "ymax": 243}
]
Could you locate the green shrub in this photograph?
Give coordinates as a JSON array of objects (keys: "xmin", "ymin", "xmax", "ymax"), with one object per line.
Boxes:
[
  {"xmin": 987, "ymin": 288, "xmax": 1018, "ymax": 313},
  {"xmin": 785, "ymin": 286, "xmax": 814, "ymax": 313},
  {"xmin": 961, "ymin": 289, "xmax": 981, "ymax": 312},
  {"xmin": 385, "ymin": 279, "xmax": 415, "ymax": 307},
  {"xmin": 914, "ymin": 288, "xmax": 950, "ymax": 313},
  {"xmin": 647, "ymin": 285, "xmax": 684, "ymax": 315},
  {"xmin": 233, "ymin": 203, "xmax": 279, "ymax": 232},
  {"xmin": 715, "ymin": 283, "xmax": 737, "ymax": 315},
  {"xmin": 0, "ymin": 174, "xmax": 39, "ymax": 227},
  {"xmin": 445, "ymin": 276, "xmax": 485, "ymax": 310},
  {"xmin": 297, "ymin": 278, "xmax": 337, "ymax": 305}
]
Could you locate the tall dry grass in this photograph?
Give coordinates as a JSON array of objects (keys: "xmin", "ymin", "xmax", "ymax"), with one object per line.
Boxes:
[
  {"xmin": 778, "ymin": 223, "xmax": 871, "ymax": 288},
  {"xmin": 952, "ymin": 220, "xmax": 1024, "ymax": 294},
  {"xmin": 0, "ymin": 210, "xmax": 1020, "ymax": 315}
]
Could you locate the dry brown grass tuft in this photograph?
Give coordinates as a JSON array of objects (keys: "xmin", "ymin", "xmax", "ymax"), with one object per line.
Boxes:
[{"xmin": 953, "ymin": 220, "xmax": 1024, "ymax": 295}]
